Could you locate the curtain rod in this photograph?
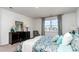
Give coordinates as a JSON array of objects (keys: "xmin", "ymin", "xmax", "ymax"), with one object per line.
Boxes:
[{"xmin": 40, "ymin": 14, "xmax": 63, "ymax": 19}]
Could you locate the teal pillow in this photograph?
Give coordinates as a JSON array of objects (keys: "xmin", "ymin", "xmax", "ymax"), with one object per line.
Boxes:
[
  {"xmin": 75, "ymin": 33, "xmax": 79, "ymax": 37},
  {"xmin": 56, "ymin": 36, "xmax": 63, "ymax": 45},
  {"xmin": 51, "ymin": 35, "xmax": 60, "ymax": 42}
]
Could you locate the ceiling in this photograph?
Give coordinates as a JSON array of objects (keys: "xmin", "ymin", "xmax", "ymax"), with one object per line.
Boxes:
[{"xmin": 3, "ymin": 7, "xmax": 78, "ymax": 18}]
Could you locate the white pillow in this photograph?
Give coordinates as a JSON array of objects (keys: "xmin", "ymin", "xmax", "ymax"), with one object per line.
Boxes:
[{"xmin": 62, "ymin": 32, "xmax": 73, "ymax": 45}]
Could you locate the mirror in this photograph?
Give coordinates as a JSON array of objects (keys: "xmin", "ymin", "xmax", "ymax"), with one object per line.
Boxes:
[{"xmin": 15, "ymin": 21, "xmax": 23, "ymax": 31}]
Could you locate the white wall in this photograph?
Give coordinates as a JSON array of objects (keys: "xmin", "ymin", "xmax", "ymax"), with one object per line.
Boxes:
[
  {"xmin": 0, "ymin": 8, "xmax": 34, "ymax": 45},
  {"xmin": 33, "ymin": 18, "xmax": 42, "ymax": 35},
  {"xmin": 76, "ymin": 8, "xmax": 79, "ymax": 27},
  {"xmin": 62, "ymin": 12, "xmax": 77, "ymax": 34},
  {"xmin": 0, "ymin": 10, "xmax": 1, "ymax": 42}
]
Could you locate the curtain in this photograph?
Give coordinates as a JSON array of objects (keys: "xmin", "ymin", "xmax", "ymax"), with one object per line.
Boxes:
[
  {"xmin": 41, "ymin": 17, "xmax": 45, "ymax": 35},
  {"xmin": 57, "ymin": 15, "xmax": 62, "ymax": 35}
]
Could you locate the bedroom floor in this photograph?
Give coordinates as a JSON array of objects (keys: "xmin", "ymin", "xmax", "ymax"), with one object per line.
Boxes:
[{"xmin": 0, "ymin": 43, "xmax": 19, "ymax": 52}]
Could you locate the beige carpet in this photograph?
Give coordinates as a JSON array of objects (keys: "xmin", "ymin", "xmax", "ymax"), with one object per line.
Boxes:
[{"xmin": 0, "ymin": 43, "xmax": 19, "ymax": 52}]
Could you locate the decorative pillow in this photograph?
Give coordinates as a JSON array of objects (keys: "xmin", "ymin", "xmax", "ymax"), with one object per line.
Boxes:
[
  {"xmin": 57, "ymin": 33, "xmax": 73, "ymax": 52},
  {"xmin": 71, "ymin": 34, "xmax": 79, "ymax": 51},
  {"xmin": 56, "ymin": 36, "xmax": 63, "ymax": 45},
  {"xmin": 75, "ymin": 32, "xmax": 79, "ymax": 38},
  {"xmin": 62, "ymin": 32, "xmax": 73, "ymax": 45},
  {"xmin": 71, "ymin": 40, "xmax": 79, "ymax": 51}
]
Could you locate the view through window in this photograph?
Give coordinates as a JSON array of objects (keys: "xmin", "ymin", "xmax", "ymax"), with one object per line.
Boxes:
[{"xmin": 44, "ymin": 17, "xmax": 58, "ymax": 36}]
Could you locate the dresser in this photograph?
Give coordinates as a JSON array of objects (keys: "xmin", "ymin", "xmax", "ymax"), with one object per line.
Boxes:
[{"xmin": 9, "ymin": 31, "xmax": 30, "ymax": 44}]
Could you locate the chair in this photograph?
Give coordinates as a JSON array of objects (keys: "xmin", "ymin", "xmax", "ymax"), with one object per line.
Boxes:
[{"xmin": 33, "ymin": 30, "xmax": 40, "ymax": 38}]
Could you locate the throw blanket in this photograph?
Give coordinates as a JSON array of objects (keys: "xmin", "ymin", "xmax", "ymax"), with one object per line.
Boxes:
[
  {"xmin": 32, "ymin": 33, "xmax": 76, "ymax": 52},
  {"xmin": 32, "ymin": 35, "xmax": 62, "ymax": 52}
]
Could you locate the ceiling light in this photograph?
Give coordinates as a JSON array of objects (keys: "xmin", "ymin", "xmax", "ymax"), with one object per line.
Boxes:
[{"xmin": 35, "ymin": 7, "xmax": 39, "ymax": 8}]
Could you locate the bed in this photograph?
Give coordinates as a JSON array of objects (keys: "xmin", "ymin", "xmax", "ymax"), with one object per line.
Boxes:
[
  {"xmin": 22, "ymin": 36, "xmax": 43, "ymax": 52},
  {"xmin": 18, "ymin": 32, "xmax": 79, "ymax": 52}
]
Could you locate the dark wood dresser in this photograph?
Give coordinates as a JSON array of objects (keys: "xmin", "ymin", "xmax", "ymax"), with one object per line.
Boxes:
[{"xmin": 9, "ymin": 31, "xmax": 30, "ymax": 44}]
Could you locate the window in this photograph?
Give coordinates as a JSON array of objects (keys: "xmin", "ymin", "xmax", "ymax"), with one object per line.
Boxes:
[
  {"xmin": 44, "ymin": 17, "xmax": 58, "ymax": 32},
  {"xmin": 42, "ymin": 15, "xmax": 62, "ymax": 36}
]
